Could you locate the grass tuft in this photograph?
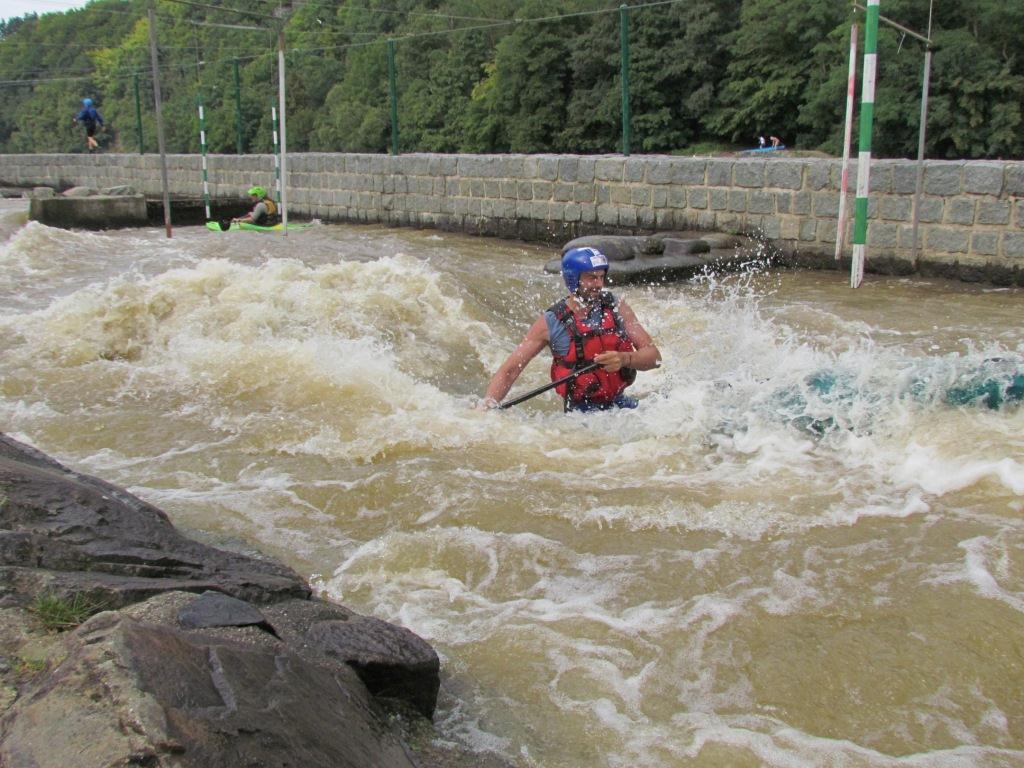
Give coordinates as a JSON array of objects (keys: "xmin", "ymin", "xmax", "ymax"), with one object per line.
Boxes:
[{"xmin": 30, "ymin": 592, "xmax": 104, "ymax": 632}]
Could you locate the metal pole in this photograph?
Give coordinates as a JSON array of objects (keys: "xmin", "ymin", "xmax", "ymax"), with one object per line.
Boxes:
[
  {"xmin": 277, "ymin": 28, "xmax": 289, "ymax": 233},
  {"xmin": 198, "ymin": 95, "xmax": 210, "ymax": 220},
  {"xmin": 133, "ymin": 73, "xmax": 144, "ymax": 155},
  {"xmin": 909, "ymin": 50, "xmax": 932, "ymax": 267},
  {"xmin": 835, "ymin": 23, "xmax": 858, "ymax": 260},
  {"xmin": 850, "ymin": 0, "xmax": 880, "ymax": 288},
  {"xmin": 272, "ymin": 106, "xmax": 281, "ymax": 203},
  {"xmin": 619, "ymin": 4, "xmax": 631, "ymax": 157},
  {"xmin": 909, "ymin": 0, "xmax": 934, "ymax": 267},
  {"xmin": 147, "ymin": 4, "xmax": 172, "ymax": 238},
  {"xmin": 233, "ymin": 58, "xmax": 244, "ymax": 154},
  {"xmin": 852, "ymin": 3, "xmax": 929, "ymax": 44},
  {"xmin": 387, "ymin": 39, "xmax": 399, "ymax": 155}
]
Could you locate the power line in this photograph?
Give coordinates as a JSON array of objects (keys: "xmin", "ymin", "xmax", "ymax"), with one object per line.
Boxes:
[
  {"xmin": 0, "ymin": 38, "xmax": 235, "ymax": 48},
  {"xmin": 0, "ymin": 0, "xmax": 689, "ymax": 89},
  {"xmin": 159, "ymin": 0, "xmax": 274, "ymax": 22},
  {"xmin": 1, "ymin": 1, "xmax": 265, "ymax": 30},
  {"xmin": 0, "ymin": 44, "xmax": 276, "ymax": 86},
  {"xmin": 287, "ymin": 0, "xmax": 508, "ymax": 25}
]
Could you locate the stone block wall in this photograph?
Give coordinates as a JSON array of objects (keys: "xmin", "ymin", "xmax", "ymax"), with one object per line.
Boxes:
[{"xmin": 2, "ymin": 152, "xmax": 1022, "ymax": 280}]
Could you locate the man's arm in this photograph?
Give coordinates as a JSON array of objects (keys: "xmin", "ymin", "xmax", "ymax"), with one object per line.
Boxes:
[
  {"xmin": 480, "ymin": 316, "xmax": 550, "ymax": 408},
  {"xmin": 234, "ymin": 202, "xmax": 262, "ymax": 223},
  {"xmin": 593, "ymin": 298, "xmax": 661, "ymax": 372}
]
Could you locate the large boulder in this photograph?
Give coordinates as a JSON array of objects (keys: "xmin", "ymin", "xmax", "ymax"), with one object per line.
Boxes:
[
  {"xmin": 0, "ymin": 433, "xmax": 309, "ymax": 608},
  {"xmin": 0, "ymin": 431, "xmax": 497, "ymax": 767},
  {"xmin": 170, "ymin": 592, "xmax": 442, "ymax": 720},
  {"xmin": 306, "ymin": 615, "xmax": 440, "ymax": 719},
  {"xmin": 0, "ymin": 609, "xmax": 419, "ymax": 768}
]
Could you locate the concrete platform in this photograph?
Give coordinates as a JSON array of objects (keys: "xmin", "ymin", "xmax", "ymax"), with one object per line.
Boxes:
[{"xmin": 29, "ymin": 194, "xmax": 147, "ymax": 230}]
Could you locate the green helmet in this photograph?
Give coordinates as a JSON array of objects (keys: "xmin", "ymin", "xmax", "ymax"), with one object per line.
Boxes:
[{"xmin": 247, "ymin": 185, "xmax": 266, "ymax": 198}]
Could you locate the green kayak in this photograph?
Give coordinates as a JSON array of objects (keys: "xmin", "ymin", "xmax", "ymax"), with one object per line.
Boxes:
[{"xmin": 205, "ymin": 220, "xmax": 312, "ymax": 232}]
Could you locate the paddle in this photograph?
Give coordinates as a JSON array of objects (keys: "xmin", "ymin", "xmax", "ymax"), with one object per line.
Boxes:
[{"xmin": 498, "ymin": 362, "xmax": 602, "ymax": 410}]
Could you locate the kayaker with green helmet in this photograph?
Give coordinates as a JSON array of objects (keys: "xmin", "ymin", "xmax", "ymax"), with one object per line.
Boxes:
[
  {"xmin": 480, "ymin": 247, "xmax": 662, "ymax": 412},
  {"xmin": 232, "ymin": 186, "xmax": 278, "ymax": 226}
]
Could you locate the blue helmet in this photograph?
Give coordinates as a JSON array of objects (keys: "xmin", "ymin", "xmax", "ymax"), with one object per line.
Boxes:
[
  {"xmin": 83, "ymin": 98, "xmax": 93, "ymax": 107},
  {"xmin": 561, "ymin": 247, "xmax": 609, "ymax": 293}
]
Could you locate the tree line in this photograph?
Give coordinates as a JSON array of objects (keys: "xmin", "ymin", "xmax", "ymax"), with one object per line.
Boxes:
[{"xmin": 1, "ymin": 0, "xmax": 1021, "ymax": 159}]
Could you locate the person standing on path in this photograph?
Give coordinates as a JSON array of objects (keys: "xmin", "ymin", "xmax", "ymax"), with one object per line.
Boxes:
[{"xmin": 73, "ymin": 98, "xmax": 104, "ymax": 152}]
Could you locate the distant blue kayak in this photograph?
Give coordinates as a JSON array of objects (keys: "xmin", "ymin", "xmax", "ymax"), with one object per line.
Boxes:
[{"xmin": 741, "ymin": 145, "xmax": 787, "ymax": 155}]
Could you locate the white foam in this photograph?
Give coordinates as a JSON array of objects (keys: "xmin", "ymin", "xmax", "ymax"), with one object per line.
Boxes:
[
  {"xmin": 897, "ymin": 445, "xmax": 1024, "ymax": 496},
  {"xmin": 925, "ymin": 536, "xmax": 1024, "ymax": 614}
]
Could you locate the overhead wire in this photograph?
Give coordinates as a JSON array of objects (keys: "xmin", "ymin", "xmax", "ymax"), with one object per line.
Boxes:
[
  {"xmin": 2, "ymin": 0, "xmax": 267, "ymax": 31},
  {"xmin": 159, "ymin": 0, "xmax": 275, "ymax": 21},
  {"xmin": 0, "ymin": 0, "xmax": 687, "ymax": 89},
  {"xmin": 283, "ymin": 0, "xmax": 508, "ymax": 24}
]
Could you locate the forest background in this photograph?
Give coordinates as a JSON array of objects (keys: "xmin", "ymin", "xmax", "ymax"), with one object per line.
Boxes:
[{"xmin": 0, "ymin": 0, "xmax": 1021, "ymax": 159}]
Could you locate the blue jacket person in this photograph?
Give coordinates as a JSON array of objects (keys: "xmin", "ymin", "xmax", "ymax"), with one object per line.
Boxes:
[{"xmin": 73, "ymin": 98, "xmax": 104, "ymax": 151}]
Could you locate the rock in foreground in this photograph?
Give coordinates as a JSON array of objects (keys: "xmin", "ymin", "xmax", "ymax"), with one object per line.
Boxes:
[{"xmin": 0, "ymin": 433, "xmax": 500, "ymax": 768}]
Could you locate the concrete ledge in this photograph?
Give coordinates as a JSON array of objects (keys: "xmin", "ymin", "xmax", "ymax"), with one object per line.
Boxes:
[{"xmin": 29, "ymin": 194, "xmax": 147, "ymax": 230}]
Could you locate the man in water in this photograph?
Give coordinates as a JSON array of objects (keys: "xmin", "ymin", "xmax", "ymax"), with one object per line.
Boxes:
[
  {"xmin": 73, "ymin": 98, "xmax": 104, "ymax": 152},
  {"xmin": 480, "ymin": 247, "xmax": 661, "ymax": 411},
  {"xmin": 232, "ymin": 186, "xmax": 278, "ymax": 226}
]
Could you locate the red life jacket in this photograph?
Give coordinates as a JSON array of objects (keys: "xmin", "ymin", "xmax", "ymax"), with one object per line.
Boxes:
[{"xmin": 549, "ymin": 293, "xmax": 636, "ymax": 406}]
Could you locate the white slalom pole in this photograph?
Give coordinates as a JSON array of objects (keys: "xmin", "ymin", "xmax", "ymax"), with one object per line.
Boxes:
[
  {"xmin": 277, "ymin": 29, "xmax": 289, "ymax": 234},
  {"xmin": 851, "ymin": 0, "xmax": 880, "ymax": 288},
  {"xmin": 835, "ymin": 23, "xmax": 858, "ymax": 261},
  {"xmin": 198, "ymin": 98, "xmax": 210, "ymax": 221},
  {"xmin": 272, "ymin": 106, "xmax": 281, "ymax": 204}
]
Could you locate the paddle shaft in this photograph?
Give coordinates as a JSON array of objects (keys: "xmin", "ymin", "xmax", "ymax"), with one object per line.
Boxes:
[{"xmin": 498, "ymin": 362, "xmax": 602, "ymax": 410}]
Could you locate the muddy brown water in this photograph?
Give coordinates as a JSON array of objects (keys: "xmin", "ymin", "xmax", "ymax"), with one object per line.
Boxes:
[{"xmin": 2, "ymin": 201, "xmax": 1022, "ymax": 767}]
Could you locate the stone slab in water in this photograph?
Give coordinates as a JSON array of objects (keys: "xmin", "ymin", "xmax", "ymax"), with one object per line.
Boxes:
[{"xmin": 28, "ymin": 193, "xmax": 147, "ymax": 229}]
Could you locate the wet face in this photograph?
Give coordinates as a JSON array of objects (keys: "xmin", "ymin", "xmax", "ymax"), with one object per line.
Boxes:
[{"xmin": 576, "ymin": 269, "xmax": 606, "ymax": 302}]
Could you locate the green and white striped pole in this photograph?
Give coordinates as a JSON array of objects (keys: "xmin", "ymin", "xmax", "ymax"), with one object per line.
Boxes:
[
  {"xmin": 850, "ymin": 0, "xmax": 880, "ymax": 288},
  {"xmin": 198, "ymin": 95, "xmax": 210, "ymax": 221}
]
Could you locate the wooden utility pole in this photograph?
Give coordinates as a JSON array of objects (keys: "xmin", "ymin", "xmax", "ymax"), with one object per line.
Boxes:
[{"xmin": 147, "ymin": 3, "xmax": 172, "ymax": 238}]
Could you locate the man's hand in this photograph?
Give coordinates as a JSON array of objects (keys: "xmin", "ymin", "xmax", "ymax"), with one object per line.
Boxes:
[{"xmin": 594, "ymin": 350, "xmax": 628, "ymax": 372}]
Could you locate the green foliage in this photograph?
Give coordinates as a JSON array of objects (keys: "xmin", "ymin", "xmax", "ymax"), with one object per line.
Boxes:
[
  {"xmin": 709, "ymin": 0, "xmax": 846, "ymax": 147},
  {"xmin": 0, "ymin": 0, "xmax": 1021, "ymax": 158},
  {"xmin": 30, "ymin": 592, "xmax": 104, "ymax": 632}
]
